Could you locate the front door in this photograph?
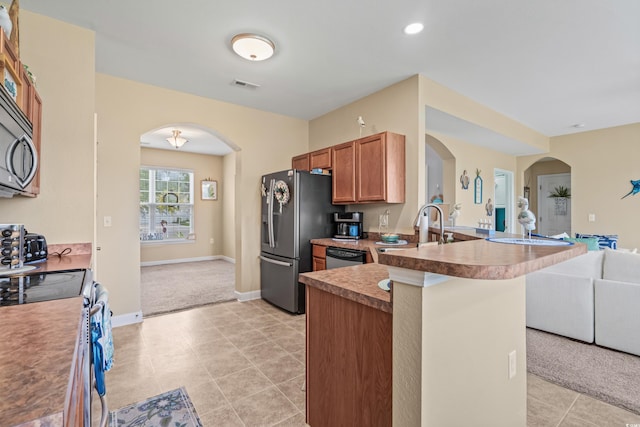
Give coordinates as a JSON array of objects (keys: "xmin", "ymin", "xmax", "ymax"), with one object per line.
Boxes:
[{"xmin": 537, "ymin": 173, "xmax": 571, "ymax": 236}]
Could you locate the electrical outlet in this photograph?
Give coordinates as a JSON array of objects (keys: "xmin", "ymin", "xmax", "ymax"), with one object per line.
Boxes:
[
  {"xmin": 588, "ymin": 213, "xmax": 596, "ymax": 222},
  {"xmin": 508, "ymin": 350, "xmax": 517, "ymax": 379},
  {"xmin": 210, "ymin": 238, "xmax": 214, "ymax": 244},
  {"xmin": 103, "ymin": 216, "xmax": 112, "ymax": 227}
]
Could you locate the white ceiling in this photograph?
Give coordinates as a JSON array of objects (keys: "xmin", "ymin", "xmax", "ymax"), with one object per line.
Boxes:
[{"xmin": 22, "ymin": 0, "xmax": 640, "ymax": 154}]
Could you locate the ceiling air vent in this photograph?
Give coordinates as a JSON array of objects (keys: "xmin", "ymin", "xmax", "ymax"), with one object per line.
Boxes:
[{"xmin": 232, "ymin": 79, "xmax": 260, "ymax": 89}]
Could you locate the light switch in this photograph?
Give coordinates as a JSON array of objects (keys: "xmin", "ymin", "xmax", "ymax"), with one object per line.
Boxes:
[
  {"xmin": 104, "ymin": 216, "xmax": 112, "ymax": 227},
  {"xmin": 588, "ymin": 214, "xmax": 596, "ymax": 222}
]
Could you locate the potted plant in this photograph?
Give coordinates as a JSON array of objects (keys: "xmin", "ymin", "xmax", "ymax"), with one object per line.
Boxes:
[{"xmin": 549, "ymin": 185, "xmax": 571, "ymax": 198}]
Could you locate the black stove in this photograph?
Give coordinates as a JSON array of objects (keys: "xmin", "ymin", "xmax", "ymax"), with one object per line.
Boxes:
[{"xmin": 0, "ymin": 269, "xmax": 89, "ymax": 307}]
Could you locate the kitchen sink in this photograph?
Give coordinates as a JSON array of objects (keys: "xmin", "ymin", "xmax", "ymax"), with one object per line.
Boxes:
[{"xmin": 486, "ymin": 237, "xmax": 573, "ymax": 246}]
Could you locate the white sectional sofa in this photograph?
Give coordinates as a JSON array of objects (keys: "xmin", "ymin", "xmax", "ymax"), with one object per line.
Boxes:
[{"xmin": 526, "ymin": 248, "xmax": 640, "ymax": 356}]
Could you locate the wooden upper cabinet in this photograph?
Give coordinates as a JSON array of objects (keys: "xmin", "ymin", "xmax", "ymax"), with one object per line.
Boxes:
[
  {"xmin": 331, "ymin": 141, "xmax": 357, "ymax": 203},
  {"xmin": 292, "ymin": 153, "xmax": 310, "ymax": 171},
  {"xmin": 333, "ymin": 131, "xmax": 405, "ymax": 204},
  {"xmin": 309, "ymin": 147, "xmax": 332, "ymax": 170}
]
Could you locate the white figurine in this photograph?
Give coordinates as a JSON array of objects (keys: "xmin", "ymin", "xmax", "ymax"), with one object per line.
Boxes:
[
  {"xmin": 449, "ymin": 203, "xmax": 462, "ymax": 227},
  {"xmin": 0, "ymin": 5, "xmax": 11, "ymax": 39},
  {"xmin": 517, "ymin": 196, "xmax": 536, "ymax": 239}
]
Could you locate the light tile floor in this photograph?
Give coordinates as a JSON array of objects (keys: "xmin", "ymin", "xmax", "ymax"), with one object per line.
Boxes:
[{"xmin": 104, "ymin": 299, "xmax": 640, "ymax": 427}]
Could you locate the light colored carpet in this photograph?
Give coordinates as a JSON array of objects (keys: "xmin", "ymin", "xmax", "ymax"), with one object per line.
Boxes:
[
  {"xmin": 141, "ymin": 260, "xmax": 235, "ymax": 317},
  {"xmin": 527, "ymin": 328, "xmax": 640, "ymax": 414}
]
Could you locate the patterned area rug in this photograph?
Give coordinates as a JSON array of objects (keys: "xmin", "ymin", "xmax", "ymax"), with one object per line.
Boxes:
[
  {"xmin": 141, "ymin": 260, "xmax": 235, "ymax": 316},
  {"xmin": 109, "ymin": 387, "xmax": 202, "ymax": 427}
]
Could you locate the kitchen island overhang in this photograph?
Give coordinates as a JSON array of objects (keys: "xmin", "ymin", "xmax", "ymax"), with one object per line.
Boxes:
[{"xmin": 378, "ymin": 238, "xmax": 586, "ymax": 427}]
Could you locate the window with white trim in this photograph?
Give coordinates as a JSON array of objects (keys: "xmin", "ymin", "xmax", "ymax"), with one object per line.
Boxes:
[{"xmin": 140, "ymin": 167, "xmax": 194, "ymax": 242}]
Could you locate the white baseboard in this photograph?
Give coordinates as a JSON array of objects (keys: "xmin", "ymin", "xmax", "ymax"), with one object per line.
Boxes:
[
  {"xmin": 141, "ymin": 255, "xmax": 236, "ymax": 267},
  {"xmin": 235, "ymin": 290, "xmax": 261, "ymax": 302},
  {"xmin": 112, "ymin": 311, "xmax": 143, "ymax": 327}
]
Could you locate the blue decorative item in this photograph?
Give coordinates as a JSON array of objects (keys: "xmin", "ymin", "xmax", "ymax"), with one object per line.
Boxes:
[
  {"xmin": 474, "ymin": 169, "xmax": 482, "ymax": 204},
  {"xmin": 621, "ymin": 179, "xmax": 640, "ymax": 199}
]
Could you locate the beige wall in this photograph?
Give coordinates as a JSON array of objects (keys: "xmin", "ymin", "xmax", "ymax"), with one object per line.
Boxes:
[
  {"xmin": 309, "ymin": 76, "xmax": 421, "ymax": 234},
  {"xmin": 0, "ymin": 12, "xmax": 95, "ymax": 246},
  {"xmin": 140, "ymin": 148, "xmax": 224, "ymax": 263},
  {"xmin": 519, "ymin": 123, "xmax": 640, "ymax": 249},
  {"xmin": 428, "ymin": 132, "xmax": 517, "ymax": 227},
  {"xmin": 96, "ymin": 73, "xmax": 308, "ymax": 315},
  {"xmin": 222, "ymin": 151, "xmax": 236, "ymax": 259}
]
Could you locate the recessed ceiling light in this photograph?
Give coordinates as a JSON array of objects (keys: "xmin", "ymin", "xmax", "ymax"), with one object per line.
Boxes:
[
  {"xmin": 231, "ymin": 33, "xmax": 275, "ymax": 61},
  {"xmin": 572, "ymin": 123, "xmax": 585, "ymax": 128},
  {"xmin": 404, "ymin": 23, "xmax": 424, "ymax": 35}
]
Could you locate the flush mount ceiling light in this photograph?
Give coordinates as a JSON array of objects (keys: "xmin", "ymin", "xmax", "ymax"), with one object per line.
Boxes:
[
  {"xmin": 231, "ymin": 33, "xmax": 275, "ymax": 61},
  {"xmin": 404, "ymin": 22, "xmax": 424, "ymax": 35},
  {"xmin": 166, "ymin": 129, "xmax": 188, "ymax": 149}
]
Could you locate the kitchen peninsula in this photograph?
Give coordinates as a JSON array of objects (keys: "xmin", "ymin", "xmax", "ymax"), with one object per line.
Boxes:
[{"xmin": 299, "ymin": 236, "xmax": 585, "ymax": 426}]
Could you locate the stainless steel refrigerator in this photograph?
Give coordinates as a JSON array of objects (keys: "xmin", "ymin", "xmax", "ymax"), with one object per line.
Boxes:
[{"xmin": 260, "ymin": 169, "xmax": 343, "ymax": 313}]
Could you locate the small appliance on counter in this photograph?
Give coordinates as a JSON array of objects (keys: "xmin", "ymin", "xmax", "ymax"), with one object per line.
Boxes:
[
  {"xmin": 23, "ymin": 231, "xmax": 48, "ymax": 263},
  {"xmin": 0, "ymin": 224, "xmax": 24, "ymax": 269},
  {"xmin": 0, "ymin": 224, "xmax": 47, "ymax": 271},
  {"xmin": 333, "ymin": 211, "xmax": 364, "ymax": 239}
]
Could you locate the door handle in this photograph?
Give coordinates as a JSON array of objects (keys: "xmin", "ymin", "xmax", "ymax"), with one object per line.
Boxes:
[{"xmin": 260, "ymin": 256, "xmax": 292, "ymax": 267}]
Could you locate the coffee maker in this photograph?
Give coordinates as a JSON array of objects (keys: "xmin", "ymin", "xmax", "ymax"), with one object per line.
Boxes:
[{"xmin": 333, "ymin": 212, "xmax": 363, "ymax": 239}]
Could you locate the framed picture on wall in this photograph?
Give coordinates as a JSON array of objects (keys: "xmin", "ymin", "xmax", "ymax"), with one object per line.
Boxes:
[
  {"xmin": 201, "ymin": 180, "xmax": 217, "ymax": 200},
  {"xmin": 524, "ymin": 186, "xmax": 530, "ymax": 200}
]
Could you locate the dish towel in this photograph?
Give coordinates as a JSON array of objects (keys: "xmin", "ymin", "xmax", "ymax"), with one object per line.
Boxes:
[{"xmin": 91, "ymin": 282, "xmax": 114, "ymax": 396}]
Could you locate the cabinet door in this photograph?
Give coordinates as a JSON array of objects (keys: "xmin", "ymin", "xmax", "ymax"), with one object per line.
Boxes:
[
  {"xmin": 309, "ymin": 147, "xmax": 332, "ymax": 170},
  {"xmin": 356, "ymin": 134, "xmax": 386, "ymax": 202},
  {"xmin": 312, "ymin": 245, "xmax": 326, "ymax": 271},
  {"xmin": 292, "ymin": 153, "xmax": 310, "ymax": 171},
  {"xmin": 331, "ymin": 141, "xmax": 356, "ymax": 204}
]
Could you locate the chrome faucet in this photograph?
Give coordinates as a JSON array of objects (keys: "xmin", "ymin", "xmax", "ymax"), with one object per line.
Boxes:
[{"xmin": 414, "ymin": 203, "xmax": 445, "ymax": 245}]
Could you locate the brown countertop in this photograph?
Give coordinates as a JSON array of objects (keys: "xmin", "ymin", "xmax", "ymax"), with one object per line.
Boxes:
[
  {"xmin": 299, "ymin": 263, "xmax": 392, "ymax": 313},
  {"xmin": 0, "ymin": 297, "xmax": 83, "ymax": 426},
  {"xmin": 378, "ymin": 238, "xmax": 587, "ymax": 280}
]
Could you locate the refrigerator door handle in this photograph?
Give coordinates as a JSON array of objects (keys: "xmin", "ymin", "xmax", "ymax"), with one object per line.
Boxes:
[
  {"xmin": 268, "ymin": 178, "xmax": 276, "ymax": 248},
  {"xmin": 260, "ymin": 255, "xmax": 293, "ymax": 267}
]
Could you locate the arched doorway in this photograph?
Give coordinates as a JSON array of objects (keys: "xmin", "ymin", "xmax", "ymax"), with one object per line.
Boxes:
[
  {"xmin": 425, "ymin": 134, "xmax": 456, "ymax": 224},
  {"xmin": 523, "ymin": 157, "xmax": 572, "ymax": 237},
  {"xmin": 138, "ymin": 123, "xmax": 240, "ymax": 315}
]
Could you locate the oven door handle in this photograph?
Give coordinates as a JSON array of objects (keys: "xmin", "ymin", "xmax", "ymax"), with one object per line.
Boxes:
[{"xmin": 260, "ymin": 255, "xmax": 292, "ymax": 267}]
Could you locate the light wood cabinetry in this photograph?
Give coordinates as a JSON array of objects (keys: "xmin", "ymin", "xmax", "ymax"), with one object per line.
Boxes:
[
  {"xmin": 331, "ymin": 141, "xmax": 357, "ymax": 203},
  {"xmin": 306, "ymin": 286, "xmax": 392, "ymax": 426},
  {"xmin": 312, "ymin": 244, "xmax": 326, "ymax": 271},
  {"xmin": 309, "ymin": 147, "xmax": 332, "ymax": 169},
  {"xmin": 332, "ymin": 131, "xmax": 405, "ymax": 204},
  {"xmin": 292, "ymin": 147, "xmax": 333, "ymax": 172},
  {"xmin": 292, "ymin": 153, "xmax": 310, "ymax": 171}
]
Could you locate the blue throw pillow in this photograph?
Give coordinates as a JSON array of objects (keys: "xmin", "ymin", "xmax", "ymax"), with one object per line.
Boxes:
[
  {"xmin": 563, "ymin": 237, "xmax": 600, "ymax": 251},
  {"xmin": 575, "ymin": 233, "xmax": 618, "ymax": 250}
]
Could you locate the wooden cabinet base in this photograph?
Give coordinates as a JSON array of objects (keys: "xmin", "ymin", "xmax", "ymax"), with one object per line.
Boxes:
[{"xmin": 306, "ymin": 286, "xmax": 392, "ymax": 426}]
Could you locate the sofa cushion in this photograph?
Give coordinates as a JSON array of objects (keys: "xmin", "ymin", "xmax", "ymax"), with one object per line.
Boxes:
[
  {"xmin": 595, "ymin": 278, "xmax": 640, "ymax": 356},
  {"xmin": 602, "ymin": 248, "xmax": 640, "ymax": 283},
  {"xmin": 563, "ymin": 237, "xmax": 600, "ymax": 251},
  {"xmin": 576, "ymin": 233, "xmax": 618, "ymax": 250},
  {"xmin": 526, "ymin": 271, "xmax": 595, "ymax": 342},
  {"xmin": 541, "ymin": 250, "xmax": 604, "ymax": 279}
]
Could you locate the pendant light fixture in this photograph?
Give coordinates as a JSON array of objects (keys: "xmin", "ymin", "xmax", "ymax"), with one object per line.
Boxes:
[
  {"xmin": 231, "ymin": 33, "xmax": 275, "ymax": 61},
  {"xmin": 166, "ymin": 130, "xmax": 188, "ymax": 149}
]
